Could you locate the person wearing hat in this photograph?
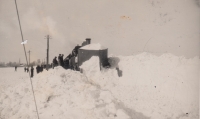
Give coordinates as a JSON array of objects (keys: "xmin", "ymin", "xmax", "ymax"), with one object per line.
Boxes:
[{"xmin": 53, "ymin": 56, "xmax": 58, "ymax": 69}]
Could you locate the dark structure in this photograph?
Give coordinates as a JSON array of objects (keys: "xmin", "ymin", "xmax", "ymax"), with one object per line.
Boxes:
[
  {"xmin": 78, "ymin": 39, "xmax": 108, "ymax": 69},
  {"xmin": 82, "ymin": 38, "xmax": 91, "ymax": 46}
]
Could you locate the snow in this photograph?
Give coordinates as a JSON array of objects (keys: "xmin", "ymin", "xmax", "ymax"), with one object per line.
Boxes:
[
  {"xmin": 0, "ymin": 67, "xmax": 30, "ymax": 91},
  {"xmin": 79, "ymin": 56, "xmax": 101, "ymax": 79},
  {"xmin": 0, "ymin": 52, "xmax": 199, "ymax": 119},
  {"xmin": 80, "ymin": 43, "xmax": 107, "ymax": 50}
]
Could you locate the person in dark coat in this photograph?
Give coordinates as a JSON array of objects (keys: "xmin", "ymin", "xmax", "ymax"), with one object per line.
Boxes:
[
  {"xmin": 60, "ymin": 54, "xmax": 64, "ymax": 67},
  {"xmin": 63, "ymin": 54, "xmax": 69, "ymax": 69},
  {"xmin": 15, "ymin": 66, "xmax": 17, "ymax": 71},
  {"xmin": 53, "ymin": 57, "xmax": 58, "ymax": 68},
  {"xmin": 24, "ymin": 67, "xmax": 26, "ymax": 72},
  {"xmin": 72, "ymin": 44, "xmax": 81, "ymax": 56},
  {"xmin": 36, "ymin": 65, "xmax": 40, "ymax": 73},
  {"xmin": 31, "ymin": 66, "xmax": 34, "ymax": 77},
  {"xmin": 64, "ymin": 58, "xmax": 69, "ymax": 69}
]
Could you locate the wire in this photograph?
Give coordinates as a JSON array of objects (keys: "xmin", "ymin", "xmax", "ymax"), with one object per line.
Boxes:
[
  {"xmin": 143, "ymin": 37, "xmax": 152, "ymax": 52},
  {"xmin": 14, "ymin": 0, "xmax": 40, "ymax": 119}
]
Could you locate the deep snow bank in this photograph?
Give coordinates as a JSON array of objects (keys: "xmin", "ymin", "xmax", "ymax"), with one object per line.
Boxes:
[
  {"xmin": 80, "ymin": 53, "xmax": 199, "ymax": 119},
  {"xmin": 0, "ymin": 67, "xmax": 135, "ymax": 119},
  {"xmin": 0, "ymin": 53, "xmax": 199, "ymax": 119},
  {"xmin": 106, "ymin": 53, "xmax": 199, "ymax": 119}
]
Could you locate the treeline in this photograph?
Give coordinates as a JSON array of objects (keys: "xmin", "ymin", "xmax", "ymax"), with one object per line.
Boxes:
[
  {"xmin": 0, "ymin": 59, "xmax": 44, "ymax": 67},
  {"xmin": 0, "ymin": 62, "xmax": 6, "ymax": 67},
  {"xmin": 0, "ymin": 62, "xmax": 20, "ymax": 67}
]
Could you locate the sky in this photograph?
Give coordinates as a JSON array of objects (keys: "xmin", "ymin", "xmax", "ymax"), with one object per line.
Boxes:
[{"xmin": 0, "ymin": 0, "xmax": 199, "ymax": 63}]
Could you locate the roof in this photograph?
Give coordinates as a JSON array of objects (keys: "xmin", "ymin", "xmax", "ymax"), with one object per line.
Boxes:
[{"xmin": 80, "ymin": 43, "xmax": 107, "ymax": 50}]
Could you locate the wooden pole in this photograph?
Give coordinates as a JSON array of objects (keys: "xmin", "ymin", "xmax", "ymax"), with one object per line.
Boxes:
[{"xmin": 46, "ymin": 35, "xmax": 49, "ymax": 70}]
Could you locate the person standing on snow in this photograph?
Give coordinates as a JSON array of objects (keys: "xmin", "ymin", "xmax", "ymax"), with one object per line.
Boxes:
[
  {"xmin": 24, "ymin": 67, "xmax": 26, "ymax": 72},
  {"xmin": 15, "ymin": 66, "xmax": 17, "ymax": 71},
  {"xmin": 31, "ymin": 66, "xmax": 34, "ymax": 78},
  {"xmin": 36, "ymin": 65, "xmax": 40, "ymax": 73},
  {"xmin": 60, "ymin": 54, "xmax": 64, "ymax": 67},
  {"xmin": 53, "ymin": 57, "xmax": 58, "ymax": 68},
  {"xmin": 64, "ymin": 54, "xmax": 71, "ymax": 69},
  {"xmin": 64, "ymin": 57, "xmax": 69, "ymax": 69}
]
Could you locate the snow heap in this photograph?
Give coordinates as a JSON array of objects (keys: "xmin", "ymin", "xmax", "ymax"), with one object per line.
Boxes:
[
  {"xmin": 80, "ymin": 43, "xmax": 107, "ymax": 50},
  {"xmin": 0, "ymin": 52, "xmax": 199, "ymax": 119},
  {"xmin": 79, "ymin": 56, "xmax": 101, "ymax": 80}
]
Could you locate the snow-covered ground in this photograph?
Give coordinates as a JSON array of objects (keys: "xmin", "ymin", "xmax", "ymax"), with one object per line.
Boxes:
[
  {"xmin": 0, "ymin": 53, "xmax": 199, "ymax": 119},
  {"xmin": 0, "ymin": 67, "xmax": 30, "ymax": 92}
]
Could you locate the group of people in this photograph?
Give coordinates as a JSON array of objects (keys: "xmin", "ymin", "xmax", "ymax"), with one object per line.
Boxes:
[
  {"xmin": 24, "ymin": 67, "xmax": 29, "ymax": 72},
  {"xmin": 24, "ymin": 66, "xmax": 34, "ymax": 77},
  {"xmin": 23, "ymin": 65, "xmax": 50, "ymax": 78},
  {"xmin": 16, "ymin": 45, "xmax": 82, "ymax": 78},
  {"xmin": 52, "ymin": 45, "xmax": 81, "ymax": 71},
  {"xmin": 63, "ymin": 53, "xmax": 78, "ymax": 70},
  {"xmin": 67, "ymin": 44, "xmax": 81, "ymax": 70},
  {"xmin": 52, "ymin": 54, "xmax": 64, "ymax": 68},
  {"xmin": 36, "ymin": 65, "xmax": 45, "ymax": 74},
  {"xmin": 16, "ymin": 45, "xmax": 80, "ymax": 79}
]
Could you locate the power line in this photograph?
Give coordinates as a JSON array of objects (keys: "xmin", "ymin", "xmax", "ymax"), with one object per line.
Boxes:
[
  {"xmin": 14, "ymin": 0, "xmax": 40, "ymax": 119},
  {"xmin": 143, "ymin": 37, "xmax": 153, "ymax": 52}
]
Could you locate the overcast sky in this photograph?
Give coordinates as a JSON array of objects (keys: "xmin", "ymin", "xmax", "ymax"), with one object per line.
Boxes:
[{"xmin": 0, "ymin": 0, "xmax": 199, "ymax": 63}]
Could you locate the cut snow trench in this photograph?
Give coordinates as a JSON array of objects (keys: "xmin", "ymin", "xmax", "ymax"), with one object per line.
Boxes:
[{"xmin": 80, "ymin": 56, "xmax": 149, "ymax": 119}]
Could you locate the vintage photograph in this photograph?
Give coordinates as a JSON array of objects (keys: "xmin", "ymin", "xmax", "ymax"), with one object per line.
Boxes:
[{"xmin": 0, "ymin": 0, "xmax": 199, "ymax": 119}]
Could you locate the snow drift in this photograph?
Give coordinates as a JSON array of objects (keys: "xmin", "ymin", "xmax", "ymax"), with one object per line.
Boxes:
[{"xmin": 0, "ymin": 53, "xmax": 199, "ymax": 119}]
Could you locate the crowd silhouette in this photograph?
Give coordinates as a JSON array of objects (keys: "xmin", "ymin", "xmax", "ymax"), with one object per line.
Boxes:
[
  {"xmin": 21, "ymin": 44, "xmax": 82, "ymax": 78},
  {"xmin": 52, "ymin": 44, "xmax": 81, "ymax": 71}
]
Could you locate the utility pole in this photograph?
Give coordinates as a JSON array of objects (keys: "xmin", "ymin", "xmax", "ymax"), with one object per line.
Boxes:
[
  {"xmin": 45, "ymin": 35, "xmax": 51, "ymax": 71},
  {"xmin": 27, "ymin": 50, "xmax": 31, "ymax": 66},
  {"xmin": 47, "ymin": 35, "xmax": 49, "ymax": 71}
]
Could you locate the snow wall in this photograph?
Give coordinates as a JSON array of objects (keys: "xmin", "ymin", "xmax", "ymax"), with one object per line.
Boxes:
[{"xmin": 0, "ymin": 52, "xmax": 199, "ymax": 119}]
